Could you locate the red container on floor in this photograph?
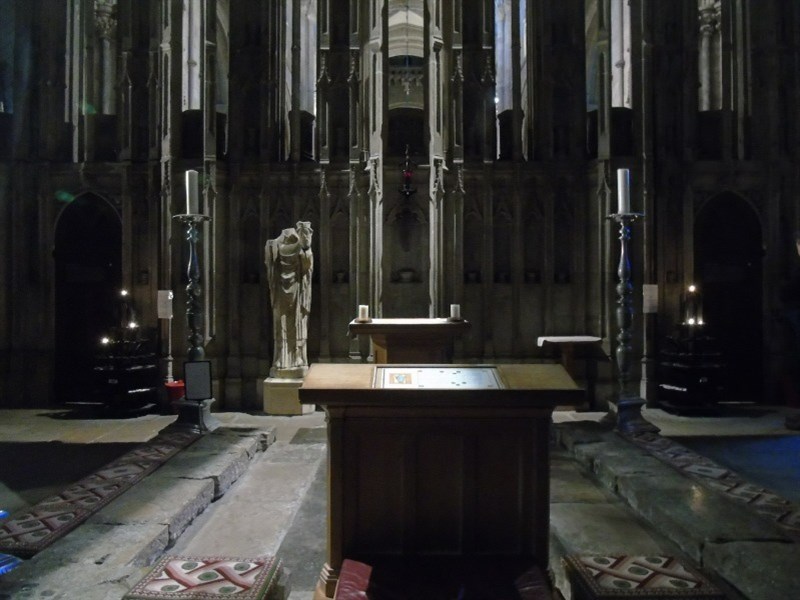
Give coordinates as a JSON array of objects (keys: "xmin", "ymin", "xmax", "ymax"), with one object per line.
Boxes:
[{"xmin": 164, "ymin": 380, "xmax": 185, "ymax": 401}]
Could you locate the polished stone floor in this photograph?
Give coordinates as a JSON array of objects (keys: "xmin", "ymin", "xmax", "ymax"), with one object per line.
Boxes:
[{"xmin": 0, "ymin": 405, "xmax": 798, "ymax": 600}]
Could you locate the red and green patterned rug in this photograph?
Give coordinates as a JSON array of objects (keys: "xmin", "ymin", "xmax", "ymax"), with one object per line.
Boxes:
[{"xmin": 564, "ymin": 555, "xmax": 724, "ymax": 598}]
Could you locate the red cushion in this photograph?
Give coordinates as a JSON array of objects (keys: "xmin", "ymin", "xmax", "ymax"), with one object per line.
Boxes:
[{"xmin": 334, "ymin": 559, "xmax": 373, "ymax": 599}]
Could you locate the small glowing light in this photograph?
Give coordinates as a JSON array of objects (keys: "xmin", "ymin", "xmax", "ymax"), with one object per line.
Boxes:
[
  {"xmin": 128, "ymin": 321, "xmax": 138, "ymax": 329},
  {"xmin": 100, "ymin": 337, "xmax": 110, "ymax": 345},
  {"xmin": 698, "ymin": 319, "xmax": 704, "ymax": 325},
  {"xmin": 55, "ymin": 190, "xmax": 75, "ymax": 203},
  {"xmin": 120, "ymin": 289, "xmax": 129, "ymax": 297},
  {"xmin": 687, "ymin": 318, "xmax": 696, "ymax": 325},
  {"xmin": 688, "ymin": 284, "xmax": 696, "ymax": 293},
  {"xmin": 494, "ymin": 96, "xmax": 499, "ymax": 104}
]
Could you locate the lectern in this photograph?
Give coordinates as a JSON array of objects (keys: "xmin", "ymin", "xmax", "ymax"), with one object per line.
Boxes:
[{"xmin": 299, "ymin": 363, "xmax": 583, "ymax": 598}]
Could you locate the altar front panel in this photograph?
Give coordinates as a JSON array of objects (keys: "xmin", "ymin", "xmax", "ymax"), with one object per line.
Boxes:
[{"xmin": 343, "ymin": 414, "xmax": 549, "ymax": 559}]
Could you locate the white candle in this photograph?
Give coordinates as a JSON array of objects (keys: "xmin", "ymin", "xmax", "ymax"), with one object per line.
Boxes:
[
  {"xmin": 358, "ymin": 304, "xmax": 369, "ymax": 321},
  {"xmin": 450, "ymin": 304, "xmax": 461, "ymax": 320},
  {"xmin": 185, "ymin": 169, "xmax": 199, "ymax": 214},
  {"xmin": 617, "ymin": 168, "xmax": 630, "ymax": 214}
]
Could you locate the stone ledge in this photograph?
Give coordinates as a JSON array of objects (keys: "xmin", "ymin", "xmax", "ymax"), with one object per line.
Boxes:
[{"xmin": 156, "ymin": 447, "xmax": 253, "ymax": 499}]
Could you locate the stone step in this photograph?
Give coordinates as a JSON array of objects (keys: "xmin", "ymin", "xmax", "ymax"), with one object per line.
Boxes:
[
  {"xmin": 171, "ymin": 438, "xmax": 326, "ymax": 558},
  {"xmin": 552, "ymin": 422, "xmax": 798, "ymax": 600},
  {"xmin": 0, "ymin": 424, "xmax": 275, "ymax": 600}
]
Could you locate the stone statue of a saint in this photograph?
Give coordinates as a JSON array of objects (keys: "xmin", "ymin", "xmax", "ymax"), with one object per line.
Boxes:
[{"xmin": 265, "ymin": 221, "xmax": 313, "ymax": 378}]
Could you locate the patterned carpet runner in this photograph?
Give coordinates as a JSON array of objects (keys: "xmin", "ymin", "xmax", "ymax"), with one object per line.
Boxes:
[
  {"xmin": 564, "ymin": 555, "xmax": 724, "ymax": 598},
  {"xmin": 123, "ymin": 555, "xmax": 281, "ymax": 600},
  {"xmin": 0, "ymin": 430, "xmax": 199, "ymax": 558},
  {"xmin": 627, "ymin": 431, "xmax": 800, "ymax": 538}
]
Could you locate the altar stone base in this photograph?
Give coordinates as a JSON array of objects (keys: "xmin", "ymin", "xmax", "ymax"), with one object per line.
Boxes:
[{"xmin": 263, "ymin": 377, "xmax": 314, "ymax": 415}]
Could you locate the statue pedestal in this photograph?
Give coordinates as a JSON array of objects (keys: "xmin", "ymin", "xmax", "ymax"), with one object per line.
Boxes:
[{"xmin": 263, "ymin": 377, "xmax": 314, "ymax": 415}]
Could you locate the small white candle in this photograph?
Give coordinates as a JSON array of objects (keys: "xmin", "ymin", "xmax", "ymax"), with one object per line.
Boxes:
[
  {"xmin": 185, "ymin": 169, "xmax": 199, "ymax": 214},
  {"xmin": 617, "ymin": 168, "xmax": 630, "ymax": 214},
  {"xmin": 358, "ymin": 304, "xmax": 369, "ymax": 321},
  {"xmin": 450, "ymin": 304, "xmax": 461, "ymax": 320}
]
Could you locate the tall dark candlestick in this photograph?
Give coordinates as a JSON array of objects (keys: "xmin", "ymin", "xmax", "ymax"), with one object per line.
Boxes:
[
  {"xmin": 175, "ymin": 214, "xmax": 210, "ymax": 361},
  {"xmin": 614, "ymin": 214, "xmax": 636, "ymax": 398},
  {"xmin": 607, "ymin": 211, "xmax": 658, "ymax": 435},
  {"xmin": 167, "ymin": 212, "xmax": 219, "ymax": 435}
]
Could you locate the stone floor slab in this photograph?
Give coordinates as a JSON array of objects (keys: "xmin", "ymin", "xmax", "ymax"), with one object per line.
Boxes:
[
  {"xmin": 88, "ymin": 477, "xmax": 215, "ymax": 544},
  {"xmin": 550, "ymin": 453, "xmax": 613, "ymax": 504},
  {"xmin": 702, "ymin": 540, "xmax": 800, "ymax": 600},
  {"xmin": 40, "ymin": 522, "xmax": 170, "ymax": 568},
  {"xmin": 550, "ymin": 503, "xmax": 665, "ymax": 557},
  {"xmin": 171, "ymin": 445, "xmax": 325, "ymax": 558}
]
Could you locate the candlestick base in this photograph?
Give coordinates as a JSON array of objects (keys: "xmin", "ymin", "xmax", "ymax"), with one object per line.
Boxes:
[
  {"xmin": 354, "ymin": 317, "xmax": 372, "ymax": 323},
  {"xmin": 163, "ymin": 398, "xmax": 221, "ymax": 435},
  {"xmin": 613, "ymin": 394, "xmax": 660, "ymax": 436}
]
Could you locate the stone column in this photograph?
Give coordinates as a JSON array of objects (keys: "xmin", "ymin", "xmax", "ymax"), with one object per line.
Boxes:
[
  {"xmin": 317, "ymin": 52, "xmax": 331, "ymax": 162},
  {"xmin": 368, "ymin": 156, "xmax": 384, "ymax": 316},
  {"xmin": 450, "ymin": 51, "xmax": 464, "ymax": 163},
  {"xmin": 202, "ymin": 0, "xmax": 217, "ymax": 347},
  {"xmin": 429, "ymin": 158, "xmax": 445, "ymax": 316},
  {"xmin": 348, "ymin": 50, "xmax": 361, "ymax": 162},
  {"xmin": 290, "ymin": 0, "xmax": 302, "ymax": 161},
  {"xmin": 610, "ymin": 0, "xmax": 627, "ymax": 107},
  {"xmin": 95, "ymin": 0, "xmax": 117, "ymax": 115},
  {"xmin": 510, "ymin": 0, "xmax": 522, "ymax": 160},
  {"xmin": 158, "ymin": 0, "xmax": 182, "ymax": 386},
  {"xmin": 480, "ymin": 51, "xmax": 496, "ymax": 161},
  {"xmin": 698, "ymin": 0, "xmax": 719, "ymax": 111},
  {"xmin": 366, "ymin": 2, "xmax": 386, "ymax": 316},
  {"xmin": 318, "ymin": 170, "xmax": 332, "ymax": 360},
  {"xmin": 349, "ymin": 164, "xmax": 370, "ymax": 361},
  {"xmin": 594, "ymin": 0, "xmax": 612, "ymax": 160},
  {"xmin": 117, "ymin": 49, "xmax": 131, "ymax": 157},
  {"xmin": 183, "ymin": 0, "xmax": 202, "ymax": 110}
]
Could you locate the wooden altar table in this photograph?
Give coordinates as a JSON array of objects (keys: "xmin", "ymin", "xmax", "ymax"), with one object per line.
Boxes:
[
  {"xmin": 299, "ymin": 363, "xmax": 583, "ymax": 599},
  {"xmin": 348, "ymin": 318, "xmax": 470, "ymax": 363}
]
